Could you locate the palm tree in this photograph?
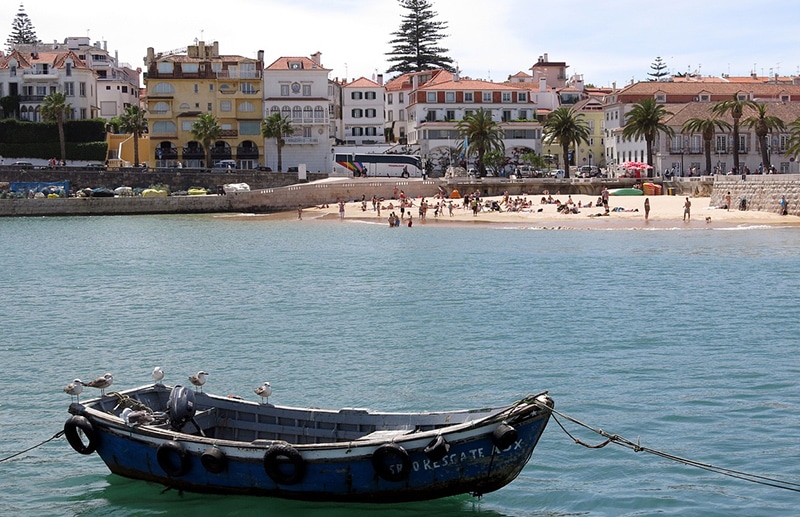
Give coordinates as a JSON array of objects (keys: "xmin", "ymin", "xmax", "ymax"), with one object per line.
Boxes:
[
  {"xmin": 622, "ymin": 98, "xmax": 674, "ymax": 173},
  {"xmin": 742, "ymin": 103, "xmax": 785, "ymax": 171},
  {"xmin": 456, "ymin": 109, "xmax": 504, "ymax": 176},
  {"xmin": 785, "ymin": 117, "xmax": 800, "ymax": 160},
  {"xmin": 261, "ymin": 113, "xmax": 294, "ymax": 172},
  {"xmin": 681, "ymin": 116, "xmax": 731, "ymax": 174},
  {"xmin": 711, "ymin": 94, "xmax": 757, "ymax": 173},
  {"xmin": 41, "ymin": 92, "xmax": 70, "ymax": 163},
  {"xmin": 118, "ymin": 105, "xmax": 148, "ymax": 166},
  {"xmin": 191, "ymin": 113, "xmax": 222, "ymax": 168},
  {"xmin": 542, "ymin": 107, "xmax": 589, "ymax": 179}
]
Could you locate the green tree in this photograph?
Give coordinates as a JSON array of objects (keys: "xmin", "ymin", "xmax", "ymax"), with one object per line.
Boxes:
[
  {"xmin": 542, "ymin": 107, "xmax": 590, "ymax": 179},
  {"xmin": 261, "ymin": 112, "xmax": 294, "ymax": 172},
  {"xmin": 622, "ymin": 98, "xmax": 674, "ymax": 171},
  {"xmin": 785, "ymin": 117, "xmax": 800, "ymax": 160},
  {"xmin": 190, "ymin": 113, "xmax": 221, "ymax": 168},
  {"xmin": 742, "ymin": 103, "xmax": 785, "ymax": 171},
  {"xmin": 118, "ymin": 105, "xmax": 148, "ymax": 167},
  {"xmin": 386, "ymin": 0, "xmax": 454, "ymax": 74},
  {"xmin": 456, "ymin": 109, "xmax": 504, "ymax": 176},
  {"xmin": 40, "ymin": 92, "xmax": 70, "ymax": 162},
  {"xmin": 520, "ymin": 151, "xmax": 546, "ymax": 170},
  {"xmin": 711, "ymin": 94, "xmax": 758, "ymax": 173},
  {"xmin": 681, "ymin": 116, "xmax": 731, "ymax": 174},
  {"xmin": 0, "ymin": 94, "xmax": 20, "ymax": 119},
  {"xmin": 647, "ymin": 56, "xmax": 669, "ymax": 81},
  {"xmin": 5, "ymin": 3, "xmax": 38, "ymax": 51}
]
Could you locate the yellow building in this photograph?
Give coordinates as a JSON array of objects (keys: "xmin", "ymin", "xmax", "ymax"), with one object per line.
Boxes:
[
  {"xmin": 541, "ymin": 95, "xmax": 607, "ymax": 173},
  {"xmin": 143, "ymin": 41, "xmax": 264, "ymax": 168}
]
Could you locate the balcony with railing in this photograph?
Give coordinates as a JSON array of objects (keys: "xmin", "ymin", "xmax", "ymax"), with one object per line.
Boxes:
[
  {"xmin": 22, "ymin": 69, "xmax": 59, "ymax": 81},
  {"xmin": 216, "ymin": 70, "xmax": 262, "ymax": 80},
  {"xmin": 284, "ymin": 136, "xmax": 320, "ymax": 145}
]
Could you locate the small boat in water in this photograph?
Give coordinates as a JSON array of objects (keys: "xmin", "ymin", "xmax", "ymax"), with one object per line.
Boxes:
[{"xmin": 64, "ymin": 383, "xmax": 553, "ymax": 502}]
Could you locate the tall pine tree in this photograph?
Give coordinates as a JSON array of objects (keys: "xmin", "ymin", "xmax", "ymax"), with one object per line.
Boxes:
[
  {"xmin": 647, "ymin": 56, "xmax": 669, "ymax": 81},
  {"xmin": 386, "ymin": 0, "xmax": 454, "ymax": 74},
  {"xmin": 6, "ymin": 3, "xmax": 38, "ymax": 51}
]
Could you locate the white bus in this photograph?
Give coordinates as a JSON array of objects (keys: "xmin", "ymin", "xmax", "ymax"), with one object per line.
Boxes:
[{"xmin": 333, "ymin": 153, "xmax": 422, "ymax": 178}]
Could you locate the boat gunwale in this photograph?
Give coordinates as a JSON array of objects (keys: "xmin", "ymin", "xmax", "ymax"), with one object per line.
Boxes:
[{"xmin": 69, "ymin": 384, "xmax": 552, "ymax": 454}]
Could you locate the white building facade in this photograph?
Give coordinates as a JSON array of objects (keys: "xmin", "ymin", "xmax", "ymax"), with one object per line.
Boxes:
[
  {"xmin": 263, "ymin": 53, "xmax": 332, "ymax": 173},
  {"xmin": 340, "ymin": 77, "xmax": 385, "ymax": 145}
]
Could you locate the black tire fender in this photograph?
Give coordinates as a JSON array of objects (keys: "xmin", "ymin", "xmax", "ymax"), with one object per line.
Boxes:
[
  {"xmin": 156, "ymin": 440, "xmax": 190, "ymax": 477},
  {"xmin": 492, "ymin": 423, "xmax": 518, "ymax": 450},
  {"xmin": 423, "ymin": 434, "xmax": 450, "ymax": 462},
  {"xmin": 371, "ymin": 443, "xmax": 411, "ymax": 482},
  {"xmin": 263, "ymin": 444, "xmax": 306, "ymax": 485},
  {"xmin": 201, "ymin": 446, "xmax": 227, "ymax": 474},
  {"xmin": 64, "ymin": 415, "xmax": 98, "ymax": 455}
]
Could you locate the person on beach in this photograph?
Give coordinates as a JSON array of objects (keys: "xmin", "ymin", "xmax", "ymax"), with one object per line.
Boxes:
[
  {"xmin": 297, "ymin": 204, "xmax": 302, "ymax": 220},
  {"xmin": 338, "ymin": 199, "xmax": 345, "ymax": 219},
  {"xmin": 602, "ymin": 187, "xmax": 610, "ymax": 214},
  {"xmin": 780, "ymin": 195, "xmax": 788, "ymax": 215},
  {"xmin": 683, "ymin": 197, "xmax": 692, "ymax": 221},
  {"xmin": 644, "ymin": 198, "xmax": 650, "ymax": 220},
  {"xmin": 407, "ymin": 214, "xmax": 413, "ymax": 227},
  {"xmin": 725, "ymin": 191, "xmax": 732, "ymax": 211}
]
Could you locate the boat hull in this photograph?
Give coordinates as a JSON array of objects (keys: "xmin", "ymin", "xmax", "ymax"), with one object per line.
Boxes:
[{"xmin": 66, "ymin": 386, "xmax": 552, "ymax": 502}]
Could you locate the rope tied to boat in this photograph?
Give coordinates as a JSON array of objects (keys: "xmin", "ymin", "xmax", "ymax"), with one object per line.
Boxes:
[
  {"xmin": 533, "ymin": 400, "xmax": 800, "ymax": 493},
  {"xmin": 108, "ymin": 391, "xmax": 153, "ymax": 413},
  {"xmin": 0, "ymin": 430, "xmax": 65, "ymax": 463}
]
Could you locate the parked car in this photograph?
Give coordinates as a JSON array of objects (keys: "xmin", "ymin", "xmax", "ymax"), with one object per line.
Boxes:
[
  {"xmin": 213, "ymin": 160, "xmax": 237, "ymax": 170},
  {"xmin": 578, "ymin": 165, "xmax": 598, "ymax": 177},
  {"xmin": 86, "ymin": 163, "xmax": 107, "ymax": 171},
  {"xmin": 12, "ymin": 161, "xmax": 34, "ymax": 167},
  {"xmin": 550, "ymin": 169, "xmax": 565, "ymax": 178},
  {"xmin": 255, "ymin": 165, "xmax": 272, "ymax": 172}
]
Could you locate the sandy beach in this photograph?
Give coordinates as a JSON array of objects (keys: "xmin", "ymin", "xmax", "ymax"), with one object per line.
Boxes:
[{"xmin": 300, "ymin": 193, "xmax": 800, "ymax": 229}]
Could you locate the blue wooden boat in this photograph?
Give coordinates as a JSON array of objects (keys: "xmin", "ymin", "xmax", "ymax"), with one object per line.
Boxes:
[{"xmin": 64, "ymin": 383, "xmax": 553, "ymax": 502}]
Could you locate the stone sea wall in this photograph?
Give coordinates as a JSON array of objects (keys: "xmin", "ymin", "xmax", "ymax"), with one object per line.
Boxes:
[{"xmin": 710, "ymin": 175, "xmax": 800, "ymax": 215}]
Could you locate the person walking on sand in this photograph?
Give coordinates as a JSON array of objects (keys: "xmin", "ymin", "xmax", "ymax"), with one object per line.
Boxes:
[
  {"xmin": 297, "ymin": 204, "xmax": 302, "ymax": 220},
  {"xmin": 338, "ymin": 199, "xmax": 345, "ymax": 219},
  {"xmin": 725, "ymin": 191, "xmax": 732, "ymax": 211},
  {"xmin": 602, "ymin": 187, "xmax": 610, "ymax": 214},
  {"xmin": 683, "ymin": 197, "xmax": 692, "ymax": 221},
  {"xmin": 644, "ymin": 197, "xmax": 650, "ymax": 220}
]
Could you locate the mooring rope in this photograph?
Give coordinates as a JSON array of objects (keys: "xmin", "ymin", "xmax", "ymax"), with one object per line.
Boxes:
[
  {"xmin": 0, "ymin": 430, "xmax": 65, "ymax": 463},
  {"xmin": 536, "ymin": 401, "xmax": 800, "ymax": 493}
]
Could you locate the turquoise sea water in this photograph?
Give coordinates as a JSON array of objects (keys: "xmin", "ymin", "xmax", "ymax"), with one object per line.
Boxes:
[{"xmin": 1, "ymin": 214, "xmax": 799, "ymax": 516}]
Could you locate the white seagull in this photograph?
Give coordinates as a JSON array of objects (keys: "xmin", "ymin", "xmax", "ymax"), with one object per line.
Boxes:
[
  {"xmin": 85, "ymin": 373, "xmax": 113, "ymax": 396},
  {"xmin": 121, "ymin": 407, "xmax": 155, "ymax": 427},
  {"xmin": 152, "ymin": 366, "xmax": 165, "ymax": 384},
  {"xmin": 63, "ymin": 379, "xmax": 84, "ymax": 402},
  {"xmin": 254, "ymin": 381, "xmax": 272, "ymax": 404},
  {"xmin": 188, "ymin": 370, "xmax": 209, "ymax": 391}
]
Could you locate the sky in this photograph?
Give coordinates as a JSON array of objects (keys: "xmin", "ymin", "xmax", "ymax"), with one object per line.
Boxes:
[{"xmin": 4, "ymin": 0, "xmax": 800, "ymax": 88}]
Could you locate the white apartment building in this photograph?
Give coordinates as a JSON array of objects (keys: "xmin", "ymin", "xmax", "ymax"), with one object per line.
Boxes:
[
  {"xmin": 263, "ymin": 53, "xmax": 332, "ymax": 172},
  {"xmin": 340, "ymin": 77, "xmax": 385, "ymax": 145},
  {"xmin": 403, "ymin": 70, "xmax": 542, "ymax": 173},
  {"xmin": 384, "ymin": 74, "xmax": 412, "ymax": 145},
  {"xmin": 12, "ymin": 37, "xmax": 141, "ymax": 120},
  {"xmin": 0, "ymin": 48, "xmax": 97, "ymax": 121}
]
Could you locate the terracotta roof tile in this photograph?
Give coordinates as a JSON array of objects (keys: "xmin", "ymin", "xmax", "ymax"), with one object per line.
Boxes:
[
  {"xmin": 265, "ymin": 56, "xmax": 330, "ymax": 71},
  {"xmin": 345, "ymin": 77, "xmax": 381, "ymax": 88}
]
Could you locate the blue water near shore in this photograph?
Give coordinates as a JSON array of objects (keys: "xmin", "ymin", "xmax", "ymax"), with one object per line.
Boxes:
[{"xmin": 1, "ymin": 214, "xmax": 799, "ymax": 516}]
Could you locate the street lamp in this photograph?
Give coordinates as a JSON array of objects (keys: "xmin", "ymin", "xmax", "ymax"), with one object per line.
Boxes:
[{"xmin": 680, "ymin": 138, "xmax": 688, "ymax": 176}]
